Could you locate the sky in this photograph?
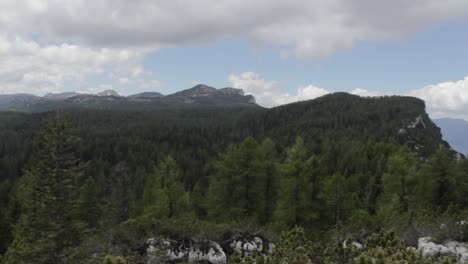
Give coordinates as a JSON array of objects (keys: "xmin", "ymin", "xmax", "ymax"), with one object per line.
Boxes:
[{"xmin": 1, "ymin": 0, "xmax": 468, "ymax": 120}]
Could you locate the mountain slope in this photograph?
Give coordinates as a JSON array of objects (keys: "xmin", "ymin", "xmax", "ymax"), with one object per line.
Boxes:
[
  {"xmin": 0, "ymin": 94, "xmax": 44, "ymax": 111},
  {"xmin": 235, "ymin": 93, "xmax": 448, "ymax": 157},
  {"xmin": 434, "ymin": 118, "xmax": 468, "ymax": 155},
  {"xmin": 128, "ymin": 92, "xmax": 164, "ymax": 98},
  {"xmin": 44, "ymin": 92, "xmax": 81, "ymax": 100}
]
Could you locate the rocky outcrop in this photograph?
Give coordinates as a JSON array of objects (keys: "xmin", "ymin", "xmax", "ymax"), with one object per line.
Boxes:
[
  {"xmin": 144, "ymin": 233, "xmax": 275, "ymax": 263},
  {"xmin": 145, "ymin": 237, "xmax": 226, "ymax": 264},
  {"xmin": 222, "ymin": 232, "xmax": 274, "ymax": 257},
  {"xmin": 407, "ymin": 115, "xmax": 427, "ymax": 129},
  {"xmin": 418, "ymin": 237, "xmax": 468, "ymax": 263}
]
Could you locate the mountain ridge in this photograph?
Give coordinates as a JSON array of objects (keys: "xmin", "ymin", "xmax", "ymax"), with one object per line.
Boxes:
[{"xmin": 0, "ymin": 84, "xmax": 257, "ymax": 112}]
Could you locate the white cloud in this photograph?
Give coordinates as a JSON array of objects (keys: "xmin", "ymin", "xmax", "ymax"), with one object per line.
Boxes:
[
  {"xmin": 0, "ymin": 34, "xmax": 148, "ymax": 95},
  {"xmin": 408, "ymin": 77, "xmax": 468, "ymax": 120},
  {"xmin": 297, "ymin": 85, "xmax": 330, "ymax": 100},
  {"xmin": 350, "ymin": 88, "xmax": 386, "ymax": 97},
  {"xmin": 228, "ymin": 72, "xmax": 329, "ymax": 107}
]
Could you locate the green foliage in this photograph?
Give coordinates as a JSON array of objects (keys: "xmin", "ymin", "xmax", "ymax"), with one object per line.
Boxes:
[
  {"xmin": 272, "ymin": 226, "xmax": 314, "ymax": 263},
  {"xmin": 208, "ymin": 137, "xmax": 278, "ymax": 224},
  {"xmin": 355, "ymin": 231, "xmax": 429, "ymax": 264},
  {"xmin": 103, "ymin": 255, "xmax": 126, "ymax": 264},
  {"xmin": 419, "ymin": 148, "xmax": 461, "ymax": 210},
  {"xmin": 141, "ymin": 155, "xmax": 189, "ymax": 218},
  {"xmin": 274, "ymin": 137, "xmax": 322, "ymax": 230},
  {"xmin": 76, "ymin": 176, "xmax": 99, "ymax": 229},
  {"xmin": 2, "ymin": 113, "xmax": 85, "ymax": 263}
]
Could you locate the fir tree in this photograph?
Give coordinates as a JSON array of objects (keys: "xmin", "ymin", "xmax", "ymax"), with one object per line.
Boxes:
[{"xmin": 3, "ymin": 113, "xmax": 84, "ymax": 264}]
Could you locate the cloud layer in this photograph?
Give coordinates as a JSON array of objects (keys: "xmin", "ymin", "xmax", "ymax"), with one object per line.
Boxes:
[{"xmin": 2, "ymin": 0, "xmax": 467, "ymax": 57}]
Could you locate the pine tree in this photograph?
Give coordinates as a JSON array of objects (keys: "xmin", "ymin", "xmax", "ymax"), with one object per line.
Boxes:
[{"xmin": 3, "ymin": 113, "xmax": 84, "ymax": 264}]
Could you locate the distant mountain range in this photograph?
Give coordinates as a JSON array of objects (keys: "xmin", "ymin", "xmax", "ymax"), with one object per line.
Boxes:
[
  {"xmin": 434, "ymin": 118, "xmax": 468, "ymax": 155},
  {"xmin": 0, "ymin": 84, "xmax": 256, "ymax": 112}
]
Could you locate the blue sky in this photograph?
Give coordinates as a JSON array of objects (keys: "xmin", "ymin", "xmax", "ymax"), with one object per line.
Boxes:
[
  {"xmin": 144, "ymin": 17, "xmax": 468, "ymax": 95},
  {"xmin": 0, "ymin": 0, "xmax": 468, "ymax": 119}
]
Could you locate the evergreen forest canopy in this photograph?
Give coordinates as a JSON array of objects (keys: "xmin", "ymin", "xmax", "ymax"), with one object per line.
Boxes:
[{"xmin": 0, "ymin": 92, "xmax": 467, "ymax": 263}]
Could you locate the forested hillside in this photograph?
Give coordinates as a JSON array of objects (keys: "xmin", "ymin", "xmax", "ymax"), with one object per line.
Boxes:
[{"xmin": 0, "ymin": 93, "xmax": 466, "ymax": 264}]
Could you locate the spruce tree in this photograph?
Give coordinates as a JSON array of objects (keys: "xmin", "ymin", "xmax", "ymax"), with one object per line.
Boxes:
[{"xmin": 3, "ymin": 113, "xmax": 84, "ymax": 264}]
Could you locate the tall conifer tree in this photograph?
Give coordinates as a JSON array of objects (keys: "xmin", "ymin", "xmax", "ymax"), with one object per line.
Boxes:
[{"xmin": 3, "ymin": 113, "xmax": 84, "ymax": 264}]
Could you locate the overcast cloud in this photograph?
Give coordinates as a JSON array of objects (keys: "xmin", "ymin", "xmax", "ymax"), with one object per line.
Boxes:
[{"xmin": 0, "ymin": 0, "xmax": 467, "ymax": 119}]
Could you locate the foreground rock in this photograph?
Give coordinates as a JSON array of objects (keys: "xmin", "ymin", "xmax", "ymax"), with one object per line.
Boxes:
[
  {"xmin": 144, "ymin": 233, "xmax": 275, "ymax": 263},
  {"xmin": 222, "ymin": 232, "xmax": 275, "ymax": 257},
  {"xmin": 418, "ymin": 237, "xmax": 468, "ymax": 263},
  {"xmin": 146, "ymin": 237, "xmax": 226, "ymax": 264}
]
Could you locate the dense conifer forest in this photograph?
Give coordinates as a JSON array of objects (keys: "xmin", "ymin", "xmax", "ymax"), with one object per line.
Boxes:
[{"xmin": 0, "ymin": 93, "xmax": 467, "ymax": 263}]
